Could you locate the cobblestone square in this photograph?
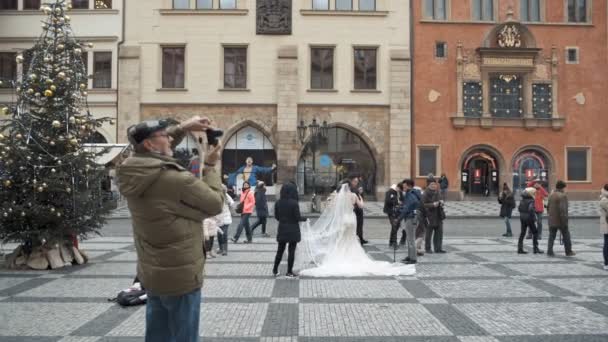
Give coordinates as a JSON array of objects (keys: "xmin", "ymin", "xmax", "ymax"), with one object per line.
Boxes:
[{"xmin": 1, "ymin": 235, "xmax": 607, "ymax": 340}]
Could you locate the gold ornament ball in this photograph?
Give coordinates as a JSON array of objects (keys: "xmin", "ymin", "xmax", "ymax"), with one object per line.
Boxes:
[
  {"xmin": 50, "ymin": 207, "xmax": 55, "ymax": 213},
  {"xmin": 43, "ymin": 6, "xmax": 51, "ymax": 14},
  {"xmin": 57, "ymin": 212, "xmax": 62, "ymax": 218},
  {"xmin": 57, "ymin": 44, "xmax": 65, "ymax": 51},
  {"xmin": 51, "ymin": 168, "xmax": 56, "ymax": 173},
  {"xmin": 82, "ymin": 91, "xmax": 88, "ymax": 96},
  {"xmin": 15, "ymin": 87, "xmax": 21, "ymax": 94},
  {"xmin": 27, "ymin": 88, "xmax": 34, "ymax": 95},
  {"xmin": 37, "ymin": 187, "xmax": 43, "ymax": 192},
  {"xmin": 29, "ymin": 73, "xmax": 37, "ymax": 80},
  {"xmin": 74, "ymin": 48, "xmax": 82, "ymax": 56},
  {"xmin": 2, "ymin": 212, "xmax": 7, "ymax": 218},
  {"xmin": 21, "ymin": 212, "xmax": 26, "ymax": 217},
  {"xmin": 15, "ymin": 134, "xmax": 22, "ymax": 140},
  {"xmin": 50, "ymin": 85, "xmax": 57, "ymax": 91},
  {"xmin": 0, "ymin": 133, "xmax": 4, "ymax": 140},
  {"xmin": 70, "ymin": 138, "xmax": 78, "ymax": 145},
  {"xmin": 65, "ymin": 15, "xmax": 71, "ymax": 21},
  {"xmin": 54, "ymin": 7, "xmax": 61, "ymax": 14},
  {"xmin": 57, "ymin": 72, "xmax": 66, "ymax": 79},
  {"xmin": 16, "ymin": 55, "xmax": 24, "ymax": 64},
  {"xmin": 52, "ymin": 120, "xmax": 61, "ymax": 128},
  {"xmin": 1, "ymin": 107, "xmax": 9, "ymax": 115},
  {"xmin": 110, "ymin": 119, "xmax": 115, "ymax": 125},
  {"xmin": 79, "ymin": 83, "xmax": 86, "ymax": 90},
  {"xmin": 45, "ymin": 79, "xmax": 53, "ymax": 85},
  {"xmin": 3, "ymin": 180, "xmax": 11, "ymax": 187},
  {"xmin": 66, "ymin": 187, "xmax": 71, "ymax": 193},
  {"xmin": 44, "ymin": 90, "xmax": 54, "ymax": 97},
  {"xmin": 50, "ymin": 141, "xmax": 56, "ymax": 146},
  {"xmin": 69, "ymin": 116, "xmax": 76, "ymax": 124},
  {"xmin": 87, "ymin": 43, "xmax": 94, "ymax": 48},
  {"xmin": 35, "ymin": 92, "xmax": 41, "ymax": 98},
  {"xmin": 42, "ymin": 182, "xmax": 48, "ymax": 188}
]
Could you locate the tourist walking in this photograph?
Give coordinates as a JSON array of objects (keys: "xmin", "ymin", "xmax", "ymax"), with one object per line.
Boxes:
[
  {"xmin": 546, "ymin": 181, "xmax": 575, "ymax": 257},
  {"xmin": 272, "ymin": 182, "xmax": 307, "ymax": 277},
  {"xmin": 518, "ymin": 188, "xmax": 543, "ymax": 254},
  {"xmin": 422, "ymin": 178, "xmax": 447, "ymax": 253},
  {"xmin": 117, "ymin": 116, "xmax": 224, "ymax": 342},
  {"xmin": 599, "ymin": 184, "xmax": 608, "ymax": 270},
  {"xmin": 398, "ymin": 179, "xmax": 422, "ymax": 264},
  {"xmin": 232, "ymin": 181, "xmax": 255, "ymax": 243},
  {"xmin": 439, "ymin": 173, "xmax": 449, "ymax": 200},
  {"xmin": 251, "ymin": 181, "xmax": 270, "ymax": 237},
  {"xmin": 498, "ymin": 183, "xmax": 516, "ymax": 237},
  {"xmin": 216, "ymin": 185, "xmax": 234, "ymax": 256}
]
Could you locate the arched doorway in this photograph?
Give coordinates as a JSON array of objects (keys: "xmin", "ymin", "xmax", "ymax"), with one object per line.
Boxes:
[
  {"xmin": 222, "ymin": 125, "xmax": 277, "ymax": 195},
  {"xmin": 512, "ymin": 149, "xmax": 551, "ymax": 194},
  {"xmin": 297, "ymin": 127, "xmax": 376, "ymax": 196},
  {"xmin": 461, "ymin": 149, "xmax": 501, "ymax": 196},
  {"xmin": 174, "ymin": 134, "xmax": 199, "ymax": 169},
  {"xmin": 85, "ymin": 131, "xmax": 108, "ymax": 144}
]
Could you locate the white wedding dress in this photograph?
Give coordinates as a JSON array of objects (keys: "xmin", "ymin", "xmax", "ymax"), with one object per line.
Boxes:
[{"xmin": 295, "ymin": 184, "xmax": 416, "ymax": 277}]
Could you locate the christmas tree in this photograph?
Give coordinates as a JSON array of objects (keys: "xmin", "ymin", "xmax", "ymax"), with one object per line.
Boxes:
[{"xmin": 0, "ymin": 0, "xmax": 112, "ymax": 269}]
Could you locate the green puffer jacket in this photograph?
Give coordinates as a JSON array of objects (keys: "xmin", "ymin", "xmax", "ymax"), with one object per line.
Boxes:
[{"xmin": 117, "ymin": 134, "xmax": 224, "ymax": 296}]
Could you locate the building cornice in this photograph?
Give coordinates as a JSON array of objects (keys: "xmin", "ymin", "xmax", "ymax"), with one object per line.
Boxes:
[
  {"xmin": 300, "ymin": 10, "xmax": 388, "ymax": 17},
  {"xmin": 419, "ymin": 19, "xmax": 594, "ymax": 27},
  {"xmin": 158, "ymin": 9, "xmax": 248, "ymax": 16},
  {"xmin": 0, "ymin": 9, "xmax": 119, "ymax": 15},
  {"xmin": 0, "ymin": 36, "xmax": 119, "ymax": 43}
]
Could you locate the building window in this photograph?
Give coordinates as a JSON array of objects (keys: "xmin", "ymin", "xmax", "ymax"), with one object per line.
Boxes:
[
  {"xmin": 418, "ymin": 147, "xmax": 438, "ymax": 177},
  {"xmin": 224, "ymin": 47, "xmax": 247, "ymax": 89},
  {"xmin": 336, "ymin": 0, "xmax": 352, "ymax": 10},
  {"xmin": 566, "ymin": 47, "xmax": 579, "ymax": 64},
  {"xmin": 92, "ymin": 52, "xmax": 111, "ymax": 88},
  {"xmin": 23, "ymin": 0, "xmax": 41, "ymax": 10},
  {"xmin": 72, "ymin": 0, "xmax": 89, "ymax": 9},
  {"xmin": 313, "ymin": 0, "xmax": 329, "ymax": 10},
  {"xmin": 220, "ymin": 0, "xmax": 236, "ymax": 9},
  {"xmin": 359, "ymin": 0, "xmax": 376, "ymax": 11},
  {"xmin": 567, "ymin": 0, "xmax": 587, "ymax": 22},
  {"xmin": 521, "ymin": 0, "xmax": 541, "ymax": 21},
  {"xmin": 532, "ymin": 83, "xmax": 552, "ymax": 118},
  {"xmin": 197, "ymin": 0, "xmax": 213, "ymax": 9},
  {"xmin": 424, "ymin": 0, "xmax": 447, "ymax": 20},
  {"xmin": 463, "ymin": 81, "xmax": 482, "ymax": 117},
  {"xmin": 94, "ymin": 0, "xmax": 111, "ymax": 9},
  {"xmin": 173, "ymin": 0, "xmax": 189, "ymax": 9},
  {"xmin": 566, "ymin": 148, "xmax": 590, "ymax": 181},
  {"xmin": 435, "ymin": 42, "xmax": 447, "ymax": 58},
  {"xmin": 0, "ymin": 53, "xmax": 16, "ymax": 88},
  {"xmin": 311, "ymin": 47, "xmax": 334, "ymax": 90},
  {"xmin": 473, "ymin": 0, "xmax": 494, "ymax": 21},
  {"xmin": 0, "ymin": 0, "xmax": 17, "ymax": 9},
  {"xmin": 354, "ymin": 48, "xmax": 377, "ymax": 90},
  {"xmin": 162, "ymin": 47, "xmax": 185, "ymax": 88},
  {"xmin": 490, "ymin": 75, "xmax": 523, "ymax": 118}
]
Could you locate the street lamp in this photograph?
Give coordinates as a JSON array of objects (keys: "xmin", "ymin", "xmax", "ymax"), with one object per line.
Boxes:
[{"xmin": 297, "ymin": 119, "xmax": 328, "ymax": 212}]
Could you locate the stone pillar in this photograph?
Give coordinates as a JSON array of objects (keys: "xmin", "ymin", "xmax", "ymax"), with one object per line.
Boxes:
[
  {"xmin": 117, "ymin": 45, "xmax": 141, "ymax": 144},
  {"xmin": 276, "ymin": 45, "xmax": 299, "ymax": 183},
  {"xmin": 388, "ymin": 49, "xmax": 412, "ymax": 186}
]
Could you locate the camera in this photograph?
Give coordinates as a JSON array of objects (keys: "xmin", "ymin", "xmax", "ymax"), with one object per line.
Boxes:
[{"xmin": 206, "ymin": 128, "xmax": 223, "ymax": 146}]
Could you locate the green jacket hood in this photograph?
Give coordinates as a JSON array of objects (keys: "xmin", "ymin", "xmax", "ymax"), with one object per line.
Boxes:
[{"xmin": 117, "ymin": 153, "xmax": 184, "ymax": 197}]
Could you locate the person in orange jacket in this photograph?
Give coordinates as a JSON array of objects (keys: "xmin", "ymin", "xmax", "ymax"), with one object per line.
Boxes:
[{"xmin": 527, "ymin": 180, "xmax": 548, "ymax": 240}]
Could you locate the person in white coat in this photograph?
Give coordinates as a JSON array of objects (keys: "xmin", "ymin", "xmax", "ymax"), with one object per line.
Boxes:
[
  {"xmin": 599, "ymin": 184, "xmax": 608, "ymax": 270},
  {"xmin": 217, "ymin": 185, "xmax": 235, "ymax": 256}
]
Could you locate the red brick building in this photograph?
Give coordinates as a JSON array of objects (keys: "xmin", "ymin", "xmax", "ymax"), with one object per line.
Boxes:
[{"xmin": 412, "ymin": 0, "xmax": 607, "ymax": 199}]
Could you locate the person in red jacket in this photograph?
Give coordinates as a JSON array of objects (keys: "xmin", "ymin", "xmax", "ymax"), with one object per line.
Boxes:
[
  {"xmin": 527, "ymin": 180, "xmax": 548, "ymax": 240},
  {"xmin": 232, "ymin": 181, "xmax": 256, "ymax": 243}
]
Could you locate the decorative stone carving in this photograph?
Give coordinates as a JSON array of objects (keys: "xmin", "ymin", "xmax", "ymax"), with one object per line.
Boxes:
[
  {"xmin": 497, "ymin": 24, "xmax": 522, "ymax": 48},
  {"xmin": 428, "ymin": 89, "xmax": 441, "ymax": 103},
  {"xmin": 573, "ymin": 93, "xmax": 586, "ymax": 105},
  {"xmin": 257, "ymin": 0, "xmax": 292, "ymax": 35},
  {"xmin": 463, "ymin": 63, "xmax": 480, "ymax": 79},
  {"xmin": 534, "ymin": 64, "xmax": 548, "ymax": 79}
]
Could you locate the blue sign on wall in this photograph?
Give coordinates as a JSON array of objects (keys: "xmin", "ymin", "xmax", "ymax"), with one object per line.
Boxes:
[{"xmin": 319, "ymin": 154, "xmax": 332, "ymax": 167}]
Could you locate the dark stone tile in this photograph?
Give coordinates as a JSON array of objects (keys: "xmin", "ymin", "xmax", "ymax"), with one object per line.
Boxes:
[
  {"xmin": 272, "ymin": 278, "xmax": 299, "ymax": 298},
  {"xmin": 447, "ymin": 297, "xmax": 566, "ymax": 304},
  {"xmin": 261, "ymin": 303, "xmax": 298, "ymax": 337},
  {"xmin": 423, "ymin": 303, "xmax": 489, "ymax": 336},
  {"xmin": 519, "ymin": 279, "xmax": 580, "ymax": 297},
  {"xmin": 482, "ymin": 263, "xmax": 526, "ymax": 276},
  {"xmin": 299, "ymin": 337, "xmax": 460, "ymax": 342},
  {"xmin": 71, "ymin": 304, "xmax": 140, "ymax": 336},
  {"xmin": 0, "ymin": 277, "xmax": 55, "ymax": 297},
  {"xmin": 455, "ymin": 253, "xmax": 489, "ymax": 263},
  {"xmin": 299, "ymin": 298, "xmax": 418, "ymax": 304},
  {"xmin": 0, "ymin": 337, "xmax": 60, "ymax": 342},
  {"xmin": 497, "ymin": 335, "xmax": 608, "ymax": 342},
  {"xmin": 399, "ymin": 280, "xmax": 441, "ymax": 298},
  {"xmin": 204, "ymin": 297, "xmax": 271, "ymax": 303},
  {"xmin": 573, "ymin": 301, "xmax": 608, "ymax": 317},
  {"xmin": 4, "ymin": 296, "xmax": 110, "ymax": 303}
]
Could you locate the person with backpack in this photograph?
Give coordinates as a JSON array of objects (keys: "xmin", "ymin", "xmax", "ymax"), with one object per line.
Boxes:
[
  {"xmin": 250, "ymin": 181, "xmax": 270, "ymax": 237},
  {"xmin": 518, "ymin": 187, "xmax": 543, "ymax": 254},
  {"xmin": 422, "ymin": 178, "xmax": 447, "ymax": 254},
  {"xmin": 232, "ymin": 181, "xmax": 256, "ymax": 243},
  {"xmin": 384, "ymin": 183, "xmax": 402, "ymax": 248},
  {"xmin": 398, "ymin": 179, "xmax": 422, "ymax": 264},
  {"xmin": 498, "ymin": 183, "xmax": 516, "ymax": 237}
]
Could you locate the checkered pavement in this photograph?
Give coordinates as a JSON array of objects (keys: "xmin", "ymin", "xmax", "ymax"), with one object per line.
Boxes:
[{"xmin": 1, "ymin": 236, "xmax": 607, "ymax": 341}]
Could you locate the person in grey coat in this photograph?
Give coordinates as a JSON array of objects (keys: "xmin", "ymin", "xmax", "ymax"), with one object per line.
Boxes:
[
  {"xmin": 422, "ymin": 178, "xmax": 446, "ymax": 253},
  {"xmin": 251, "ymin": 181, "xmax": 270, "ymax": 237}
]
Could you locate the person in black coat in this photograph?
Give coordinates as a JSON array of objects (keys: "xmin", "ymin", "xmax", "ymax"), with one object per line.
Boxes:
[
  {"xmin": 251, "ymin": 181, "xmax": 270, "ymax": 237},
  {"xmin": 498, "ymin": 183, "xmax": 516, "ymax": 237},
  {"xmin": 384, "ymin": 183, "xmax": 402, "ymax": 248},
  {"xmin": 272, "ymin": 182, "xmax": 306, "ymax": 277}
]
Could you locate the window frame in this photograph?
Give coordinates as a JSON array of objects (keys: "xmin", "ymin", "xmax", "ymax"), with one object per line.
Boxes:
[
  {"xmin": 353, "ymin": 46, "xmax": 378, "ymax": 90},
  {"xmin": 566, "ymin": 0, "xmax": 591, "ymax": 23},
  {"xmin": 310, "ymin": 45, "xmax": 336, "ymax": 90},
  {"xmin": 435, "ymin": 41, "xmax": 447, "ymax": 59},
  {"xmin": 161, "ymin": 45, "xmax": 186, "ymax": 89},
  {"xmin": 417, "ymin": 145, "xmax": 441, "ymax": 178},
  {"xmin": 359, "ymin": 0, "xmax": 376, "ymax": 11},
  {"xmin": 422, "ymin": 0, "xmax": 448, "ymax": 20},
  {"xmin": 471, "ymin": 0, "xmax": 496, "ymax": 22},
  {"xmin": 0, "ymin": 52, "xmax": 16, "ymax": 88},
  {"xmin": 520, "ymin": 0, "xmax": 543, "ymax": 22},
  {"xmin": 565, "ymin": 146, "xmax": 592, "ymax": 182},
  {"xmin": 312, "ymin": 0, "xmax": 330, "ymax": 10},
  {"xmin": 172, "ymin": 0, "xmax": 190, "ymax": 9},
  {"xmin": 71, "ymin": 0, "xmax": 90, "ymax": 9},
  {"xmin": 196, "ymin": 0, "xmax": 213, "ymax": 9},
  {"xmin": 23, "ymin": 0, "xmax": 42, "ymax": 10},
  {"xmin": 336, "ymin": 0, "xmax": 353, "ymax": 11},
  {"xmin": 222, "ymin": 45, "xmax": 248, "ymax": 90},
  {"xmin": 92, "ymin": 51, "xmax": 112, "ymax": 89},
  {"xmin": 565, "ymin": 46, "xmax": 579, "ymax": 64},
  {"xmin": 219, "ymin": 0, "xmax": 237, "ymax": 9}
]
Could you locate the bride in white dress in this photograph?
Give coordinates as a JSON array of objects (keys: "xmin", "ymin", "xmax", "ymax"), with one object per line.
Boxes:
[{"xmin": 295, "ymin": 183, "xmax": 416, "ymax": 277}]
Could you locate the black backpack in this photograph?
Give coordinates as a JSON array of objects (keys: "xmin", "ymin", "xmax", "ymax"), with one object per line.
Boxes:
[{"xmin": 109, "ymin": 282, "xmax": 147, "ymax": 307}]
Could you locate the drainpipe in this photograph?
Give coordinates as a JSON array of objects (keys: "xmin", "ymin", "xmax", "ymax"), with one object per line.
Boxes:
[
  {"xmin": 409, "ymin": 0, "xmax": 415, "ymax": 181},
  {"xmin": 115, "ymin": 0, "xmax": 126, "ymax": 143}
]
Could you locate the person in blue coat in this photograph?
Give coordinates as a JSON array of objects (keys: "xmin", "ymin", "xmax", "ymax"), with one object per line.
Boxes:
[{"xmin": 225, "ymin": 156, "xmax": 276, "ymax": 190}]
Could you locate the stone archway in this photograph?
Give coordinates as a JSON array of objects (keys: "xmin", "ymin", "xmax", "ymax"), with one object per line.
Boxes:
[
  {"xmin": 458, "ymin": 144, "xmax": 507, "ymax": 197},
  {"xmin": 510, "ymin": 145, "xmax": 555, "ymax": 193}
]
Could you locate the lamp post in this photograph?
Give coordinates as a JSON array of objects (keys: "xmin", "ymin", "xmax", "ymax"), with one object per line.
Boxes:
[{"xmin": 297, "ymin": 118, "xmax": 328, "ymax": 212}]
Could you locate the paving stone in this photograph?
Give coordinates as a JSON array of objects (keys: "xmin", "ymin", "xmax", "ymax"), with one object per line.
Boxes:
[
  {"xmin": 417, "ymin": 298, "xmax": 449, "ymax": 304},
  {"xmin": 78, "ymin": 243, "xmax": 132, "ymax": 251},
  {"xmin": 503, "ymin": 263, "xmax": 606, "ymax": 276},
  {"xmin": 542, "ymin": 278, "xmax": 608, "ymax": 297},
  {"xmin": 300, "ymin": 279, "xmax": 412, "ymax": 299},
  {"xmin": 260, "ymin": 338, "xmax": 298, "ymax": 342},
  {"xmin": 271, "ymin": 298, "xmax": 299, "ymax": 304},
  {"xmin": 472, "ymin": 252, "xmax": 566, "ymax": 263},
  {"xmin": 0, "ymin": 302, "xmax": 112, "ymax": 336},
  {"xmin": 206, "ymin": 252, "xmax": 278, "ymax": 263},
  {"xmin": 424, "ymin": 304, "xmax": 489, "ymax": 336},
  {"xmin": 299, "ymin": 303, "xmax": 452, "ymax": 336},
  {"xmin": 0, "ymin": 277, "xmax": 34, "ymax": 291},
  {"xmin": 86, "ymin": 237, "xmax": 135, "ymax": 243},
  {"xmin": 570, "ymin": 252, "xmax": 605, "ymax": 263},
  {"xmin": 15, "ymin": 278, "xmax": 128, "ymax": 298},
  {"xmin": 204, "ymin": 263, "xmax": 274, "ymax": 276},
  {"xmin": 457, "ymin": 337, "xmax": 500, "ymax": 342},
  {"xmin": 272, "ymin": 279, "xmax": 299, "ymax": 298},
  {"xmin": 228, "ymin": 243, "xmax": 277, "ymax": 252},
  {"xmin": 455, "ymin": 302, "xmax": 608, "ymax": 335},
  {"xmin": 0, "ymin": 277, "xmax": 56, "ymax": 297},
  {"xmin": 70, "ymin": 263, "xmax": 136, "ymax": 276},
  {"xmin": 203, "ymin": 278, "xmax": 274, "ymax": 298},
  {"xmin": 416, "ymin": 264, "xmax": 504, "ymax": 278},
  {"xmin": 261, "ymin": 303, "xmax": 298, "ymax": 336},
  {"xmin": 106, "ymin": 252, "xmax": 138, "ymax": 262},
  {"xmin": 58, "ymin": 337, "xmax": 101, "ymax": 342},
  {"xmin": 449, "ymin": 245, "xmax": 519, "ymax": 252},
  {"xmin": 423, "ymin": 279, "xmax": 552, "ymax": 298}
]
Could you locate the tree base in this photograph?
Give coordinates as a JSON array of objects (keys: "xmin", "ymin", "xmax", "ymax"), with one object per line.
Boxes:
[{"xmin": 4, "ymin": 242, "xmax": 89, "ymax": 270}]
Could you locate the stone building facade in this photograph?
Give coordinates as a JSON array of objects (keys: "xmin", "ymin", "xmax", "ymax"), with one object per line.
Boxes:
[
  {"xmin": 412, "ymin": 0, "xmax": 607, "ymax": 199},
  {"xmin": 118, "ymin": 0, "xmax": 411, "ymax": 198},
  {"xmin": 0, "ymin": 0, "xmax": 122, "ymax": 143}
]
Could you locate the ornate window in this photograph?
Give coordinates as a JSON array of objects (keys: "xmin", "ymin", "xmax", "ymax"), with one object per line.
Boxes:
[
  {"xmin": 521, "ymin": 0, "xmax": 541, "ymax": 21},
  {"xmin": 532, "ymin": 83, "xmax": 552, "ymax": 118},
  {"xmin": 423, "ymin": 0, "xmax": 447, "ymax": 20},
  {"xmin": 463, "ymin": 82, "xmax": 482, "ymax": 117},
  {"xmin": 490, "ymin": 75, "xmax": 522, "ymax": 118}
]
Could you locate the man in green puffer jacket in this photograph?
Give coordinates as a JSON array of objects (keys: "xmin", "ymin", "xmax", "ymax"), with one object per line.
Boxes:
[{"xmin": 116, "ymin": 116, "xmax": 224, "ymax": 342}]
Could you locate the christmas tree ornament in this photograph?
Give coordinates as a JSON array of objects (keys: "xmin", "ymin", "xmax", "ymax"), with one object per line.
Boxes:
[
  {"xmin": 37, "ymin": 187, "xmax": 44, "ymax": 192},
  {"xmin": 50, "ymin": 141, "xmax": 56, "ymax": 146},
  {"xmin": 35, "ymin": 92, "xmax": 41, "ymax": 97},
  {"xmin": 66, "ymin": 187, "xmax": 71, "ymax": 193},
  {"xmin": 15, "ymin": 134, "xmax": 22, "ymax": 140},
  {"xmin": 50, "ymin": 85, "xmax": 57, "ymax": 91},
  {"xmin": 3, "ymin": 180, "xmax": 11, "ymax": 187},
  {"xmin": 45, "ymin": 79, "xmax": 53, "ymax": 85},
  {"xmin": 79, "ymin": 83, "xmax": 86, "ymax": 90},
  {"xmin": 42, "ymin": 182, "xmax": 48, "ymax": 188},
  {"xmin": 57, "ymin": 71, "xmax": 66, "ymax": 79},
  {"xmin": 69, "ymin": 116, "xmax": 75, "ymax": 124},
  {"xmin": 87, "ymin": 43, "xmax": 94, "ymax": 48},
  {"xmin": 27, "ymin": 88, "xmax": 34, "ymax": 95},
  {"xmin": 50, "ymin": 207, "xmax": 55, "ymax": 213},
  {"xmin": 74, "ymin": 48, "xmax": 82, "ymax": 56},
  {"xmin": 57, "ymin": 44, "xmax": 65, "ymax": 51},
  {"xmin": 70, "ymin": 138, "xmax": 78, "ymax": 145},
  {"xmin": 21, "ymin": 212, "xmax": 26, "ymax": 217},
  {"xmin": 0, "ymin": 134, "xmax": 4, "ymax": 140},
  {"xmin": 54, "ymin": 7, "xmax": 61, "ymax": 14},
  {"xmin": 29, "ymin": 73, "xmax": 38, "ymax": 80},
  {"xmin": 52, "ymin": 120, "xmax": 61, "ymax": 128},
  {"xmin": 1, "ymin": 107, "xmax": 9, "ymax": 115},
  {"xmin": 16, "ymin": 55, "xmax": 24, "ymax": 63}
]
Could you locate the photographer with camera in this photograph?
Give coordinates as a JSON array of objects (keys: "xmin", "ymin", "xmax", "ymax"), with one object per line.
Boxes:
[
  {"xmin": 422, "ymin": 177, "xmax": 447, "ymax": 254},
  {"xmin": 117, "ymin": 116, "xmax": 224, "ymax": 342}
]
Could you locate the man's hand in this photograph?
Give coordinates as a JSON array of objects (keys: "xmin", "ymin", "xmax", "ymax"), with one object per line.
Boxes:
[
  {"xmin": 204, "ymin": 142, "xmax": 222, "ymax": 166},
  {"xmin": 179, "ymin": 116, "xmax": 211, "ymax": 132}
]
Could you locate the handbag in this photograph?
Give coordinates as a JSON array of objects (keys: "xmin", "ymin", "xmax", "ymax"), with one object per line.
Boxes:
[{"xmin": 235, "ymin": 191, "xmax": 249, "ymax": 214}]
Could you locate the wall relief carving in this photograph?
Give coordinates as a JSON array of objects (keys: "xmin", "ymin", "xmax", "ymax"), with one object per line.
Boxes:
[
  {"xmin": 463, "ymin": 63, "xmax": 481, "ymax": 79},
  {"xmin": 257, "ymin": 0, "xmax": 292, "ymax": 35}
]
